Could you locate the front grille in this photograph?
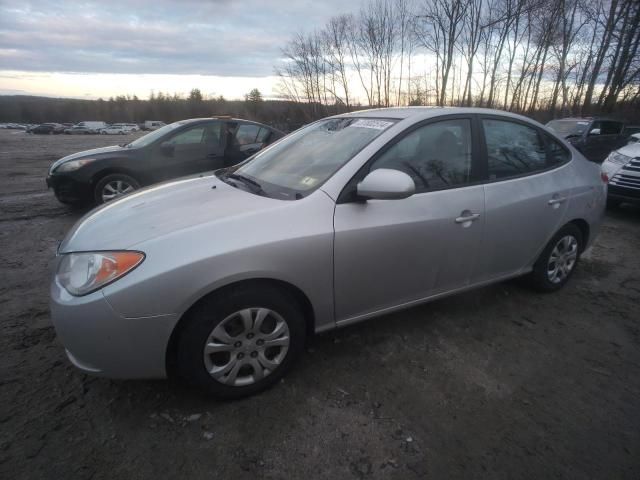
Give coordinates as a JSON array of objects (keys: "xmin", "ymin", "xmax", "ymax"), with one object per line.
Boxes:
[
  {"xmin": 610, "ymin": 172, "xmax": 640, "ymax": 191},
  {"xmin": 622, "ymin": 157, "xmax": 640, "ymax": 173}
]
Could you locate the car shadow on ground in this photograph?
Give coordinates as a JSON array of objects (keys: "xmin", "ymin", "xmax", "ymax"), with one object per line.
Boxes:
[{"xmin": 606, "ymin": 202, "xmax": 640, "ymax": 222}]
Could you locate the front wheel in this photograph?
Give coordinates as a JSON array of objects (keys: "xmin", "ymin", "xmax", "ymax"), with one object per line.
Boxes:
[
  {"xmin": 94, "ymin": 173, "xmax": 139, "ymax": 204},
  {"xmin": 175, "ymin": 284, "xmax": 306, "ymax": 399},
  {"xmin": 527, "ymin": 224, "xmax": 583, "ymax": 292}
]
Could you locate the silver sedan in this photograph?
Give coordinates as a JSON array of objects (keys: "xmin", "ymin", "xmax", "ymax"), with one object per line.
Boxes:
[{"xmin": 51, "ymin": 108, "xmax": 606, "ymax": 398}]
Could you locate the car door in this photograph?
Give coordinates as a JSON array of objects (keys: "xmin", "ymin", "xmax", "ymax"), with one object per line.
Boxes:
[
  {"xmin": 333, "ymin": 116, "xmax": 485, "ymax": 323},
  {"xmin": 582, "ymin": 121, "xmax": 625, "ymax": 163},
  {"xmin": 477, "ymin": 116, "xmax": 573, "ymax": 282},
  {"xmin": 601, "ymin": 121, "xmax": 626, "ymax": 156},
  {"xmin": 223, "ymin": 123, "xmax": 266, "ymax": 166},
  {"xmin": 153, "ymin": 121, "xmax": 224, "ymax": 181}
]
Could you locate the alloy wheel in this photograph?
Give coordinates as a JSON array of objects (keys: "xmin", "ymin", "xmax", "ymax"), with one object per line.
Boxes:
[
  {"xmin": 547, "ymin": 235, "xmax": 578, "ymax": 284},
  {"xmin": 203, "ymin": 308, "xmax": 290, "ymax": 387},
  {"xmin": 101, "ymin": 180, "xmax": 135, "ymax": 202}
]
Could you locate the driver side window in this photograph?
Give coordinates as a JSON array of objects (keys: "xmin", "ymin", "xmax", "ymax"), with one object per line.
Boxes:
[
  {"xmin": 168, "ymin": 126, "xmax": 206, "ymax": 146},
  {"xmin": 369, "ymin": 119, "xmax": 473, "ymax": 193}
]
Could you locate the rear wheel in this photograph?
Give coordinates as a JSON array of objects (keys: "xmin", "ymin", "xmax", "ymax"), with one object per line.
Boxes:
[
  {"xmin": 527, "ymin": 224, "xmax": 583, "ymax": 292},
  {"xmin": 175, "ymin": 284, "xmax": 306, "ymax": 399},
  {"xmin": 94, "ymin": 173, "xmax": 139, "ymax": 204}
]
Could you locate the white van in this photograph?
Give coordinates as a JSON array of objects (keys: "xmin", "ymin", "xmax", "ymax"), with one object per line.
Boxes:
[
  {"xmin": 144, "ymin": 121, "xmax": 166, "ymax": 131},
  {"xmin": 76, "ymin": 121, "xmax": 108, "ymax": 133}
]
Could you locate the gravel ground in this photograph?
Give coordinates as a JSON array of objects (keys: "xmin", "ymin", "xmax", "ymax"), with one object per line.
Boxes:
[{"xmin": 1, "ymin": 129, "xmax": 639, "ymax": 479}]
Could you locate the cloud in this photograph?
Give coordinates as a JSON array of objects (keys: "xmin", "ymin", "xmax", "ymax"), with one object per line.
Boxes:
[{"xmin": 0, "ymin": 0, "xmax": 353, "ymax": 77}]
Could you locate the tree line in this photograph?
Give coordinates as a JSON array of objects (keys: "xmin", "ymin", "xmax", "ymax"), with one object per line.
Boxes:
[
  {"xmin": 276, "ymin": 0, "xmax": 640, "ymax": 121},
  {"xmin": 0, "ymin": 89, "xmax": 313, "ymax": 132}
]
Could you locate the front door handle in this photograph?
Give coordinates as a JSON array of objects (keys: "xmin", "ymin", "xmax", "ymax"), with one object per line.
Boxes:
[{"xmin": 455, "ymin": 212, "xmax": 480, "ymax": 224}]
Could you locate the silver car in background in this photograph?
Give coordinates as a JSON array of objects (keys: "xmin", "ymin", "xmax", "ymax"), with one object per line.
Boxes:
[{"xmin": 51, "ymin": 107, "xmax": 606, "ymax": 398}]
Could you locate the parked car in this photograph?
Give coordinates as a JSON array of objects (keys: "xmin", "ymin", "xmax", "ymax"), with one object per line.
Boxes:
[
  {"xmin": 627, "ymin": 133, "xmax": 640, "ymax": 145},
  {"xmin": 47, "ymin": 117, "xmax": 284, "ymax": 205},
  {"xmin": 143, "ymin": 120, "xmax": 165, "ymax": 131},
  {"xmin": 1, "ymin": 123, "xmax": 27, "ymax": 130},
  {"xmin": 31, "ymin": 123, "xmax": 65, "ymax": 134},
  {"xmin": 622, "ymin": 125, "xmax": 640, "ymax": 139},
  {"xmin": 545, "ymin": 117, "xmax": 627, "ymax": 163},
  {"xmin": 50, "ymin": 107, "xmax": 605, "ymax": 398},
  {"xmin": 65, "ymin": 125, "xmax": 94, "ymax": 135},
  {"xmin": 601, "ymin": 140, "xmax": 640, "ymax": 207},
  {"xmin": 100, "ymin": 125, "xmax": 129, "ymax": 135}
]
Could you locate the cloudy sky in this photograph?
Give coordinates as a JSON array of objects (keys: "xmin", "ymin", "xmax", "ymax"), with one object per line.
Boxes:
[{"xmin": 0, "ymin": 0, "xmax": 354, "ymax": 99}]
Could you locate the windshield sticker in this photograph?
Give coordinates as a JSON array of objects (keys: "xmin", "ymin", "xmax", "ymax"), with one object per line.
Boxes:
[
  {"xmin": 349, "ymin": 119, "xmax": 394, "ymax": 130},
  {"xmin": 300, "ymin": 176, "xmax": 318, "ymax": 186}
]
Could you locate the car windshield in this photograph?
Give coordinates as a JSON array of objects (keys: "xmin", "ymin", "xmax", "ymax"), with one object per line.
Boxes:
[
  {"xmin": 219, "ymin": 117, "xmax": 397, "ymax": 200},
  {"xmin": 546, "ymin": 120, "xmax": 589, "ymax": 137},
  {"xmin": 126, "ymin": 122, "xmax": 182, "ymax": 148}
]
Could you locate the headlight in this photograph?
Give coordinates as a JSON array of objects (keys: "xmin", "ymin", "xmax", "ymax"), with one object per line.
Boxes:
[
  {"xmin": 607, "ymin": 152, "xmax": 630, "ymax": 165},
  {"xmin": 56, "ymin": 251, "xmax": 144, "ymax": 296},
  {"xmin": 55, "ymin": 158, "xmax": 96, "ymax": 173}
]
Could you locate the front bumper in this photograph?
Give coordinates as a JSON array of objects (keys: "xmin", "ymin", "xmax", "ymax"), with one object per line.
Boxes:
[
  {"xmin": 607, "ymin": 184, "xmax": 640, "ymax": 204},
  {"xmin": 50, "ymin": 278, "xmax": 178, "ymax": 379},
  {"xmin": 46, "ymin": 174, "xmax": 91, "ymax": 203}
]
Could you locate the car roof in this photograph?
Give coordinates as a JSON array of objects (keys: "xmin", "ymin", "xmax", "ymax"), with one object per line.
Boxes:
[
  {"xmin": 335, "ymin": 106, "xmax": 547, "ymax": 126},
  {"xmin": 179, "ymin": 117, "xmax": 284, "ymax": 134},
  {"xmin": 548, "ymin": 117, "xmax": 591, "ymax": 122},
  {"xmin": 550, "ymin": 116, "xmax": 623, "ymax": 122}
]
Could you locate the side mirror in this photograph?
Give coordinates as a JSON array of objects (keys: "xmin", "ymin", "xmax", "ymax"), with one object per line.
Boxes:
[
  {"xmin": 160, "ymin": 141, "xmax": 175, "ymax": 156},
  {"xmin": 589, "ymin": 128, "xmax": 601, "ymax": 136},
  {"xmin": 357, "ymin": 168, "xmax": 415, "ymax": 200}
]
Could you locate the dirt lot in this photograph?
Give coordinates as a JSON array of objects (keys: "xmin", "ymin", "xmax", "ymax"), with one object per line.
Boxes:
[{"xmin": 1, "ymin": 129, "xmax": 639, "ymax": 479}]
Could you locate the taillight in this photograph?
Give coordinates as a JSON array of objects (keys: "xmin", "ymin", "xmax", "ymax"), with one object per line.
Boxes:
[{"xmin": 601, "ymin": 172, "xmax": 609, "ymax": 183}]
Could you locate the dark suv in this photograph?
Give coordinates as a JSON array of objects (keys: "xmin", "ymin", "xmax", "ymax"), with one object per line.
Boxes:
[
  {"xmin": 46, "ymin": 117, "xmax": 284, "ymax": 205},
  {"xmin": 545, "ymin": 117, "xmax": 627, "ymax": 163}
]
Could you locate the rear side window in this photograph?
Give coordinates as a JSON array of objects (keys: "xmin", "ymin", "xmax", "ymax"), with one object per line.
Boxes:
[
  {"xmin": 482, "ymin": 119, "xmax": 547, "ymax": 179},
  {"xmin": 545, "ymin": 135, "xmax": 571, "ymax": 166},
  {"xmin": 256, "ymin": 127, "xmax": 271, "ymax": 143},
  {"xmin": 235, "ymin": 124, "xmax": 261, "ymax": 145},
  {"xmin": 600, "ymin": 121, "xmax": 623, "ymax": 135}
]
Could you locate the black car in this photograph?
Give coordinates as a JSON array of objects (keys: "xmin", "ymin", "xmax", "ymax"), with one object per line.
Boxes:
[
  {"xmin": 46, "ymin": 117, "xmax": 284, "ymax": 205},
  {"xmin": 31, "ymin": 123, "xmax": 65, "ymax": 134},
  {"xmin": 545, "ymin": 117, "xmax": 627, "ymax": 163}
]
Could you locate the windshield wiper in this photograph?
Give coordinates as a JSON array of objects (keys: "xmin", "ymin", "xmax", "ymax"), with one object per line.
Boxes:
[{"xmin": 225, "ymin": 172, "xmax": 266, "ymax": 195}]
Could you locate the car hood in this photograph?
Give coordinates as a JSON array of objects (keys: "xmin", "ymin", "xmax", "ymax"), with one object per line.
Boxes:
[
  {"xmin": 59, "ymin": 175, "xmax": 284, "ymax": 252},
  {"xmin": 50, "ymin": 145, "xmax": 132, "ymax": 171},
  {"xmin": 616, "ymin": 143, "xmax": 640, "ymax": 158}
]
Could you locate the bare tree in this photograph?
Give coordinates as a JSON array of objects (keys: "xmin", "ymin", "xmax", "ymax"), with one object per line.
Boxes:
[
  {"xmin": 323, "ymin": 15, "xmax": 353, "ymax": 108},
  {"xmin": 415, "ymin": 0, "xmax": 468, "ymax": 106}
]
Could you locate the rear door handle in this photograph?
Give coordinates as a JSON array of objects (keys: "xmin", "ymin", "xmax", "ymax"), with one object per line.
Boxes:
[
  {"xmin": 548, "ymin": 197, "xmax": 567, "ymax": 206},
  {"xmin": 455, "ymin": 213, "xmax": 480, "ymax": 224}
]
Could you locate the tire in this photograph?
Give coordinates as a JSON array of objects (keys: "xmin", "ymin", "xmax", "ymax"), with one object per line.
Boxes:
[
  {"xmin": 175, "ymin": 284, "xmax": 306, "ymax": 399},
  {"xmin": 527, "ymin": 223, "xmax": 583, "ymax": 292},
  {"xmin": 94, "ymin": 173, "xmax": 140, "ymax": 204}
]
